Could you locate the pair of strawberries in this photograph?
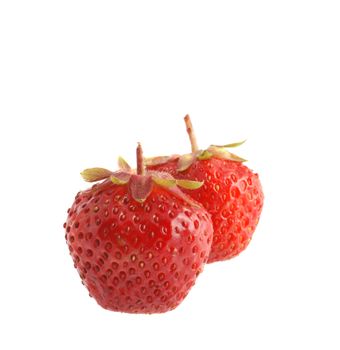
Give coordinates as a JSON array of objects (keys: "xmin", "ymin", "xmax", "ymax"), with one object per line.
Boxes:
[{"xmin": 64, "ymin": 115, "xmax": 264, "ymax": 314}]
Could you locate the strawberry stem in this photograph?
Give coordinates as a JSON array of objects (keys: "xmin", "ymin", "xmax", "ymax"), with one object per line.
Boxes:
[
  {"xmin": 184, "ymin": 114, "xmax": 199, "ymax": 153},
  {"xmin": 136, "ymin": 143, "xmax": 145, "ymax": 175}
]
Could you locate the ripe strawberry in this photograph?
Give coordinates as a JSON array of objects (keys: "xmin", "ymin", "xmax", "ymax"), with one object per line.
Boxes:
[
  {"xmin": 146, "ymin": 115, "xmax": 264, "ymax": 263},
  {"xmin": 64, "ymin": 144, "xmax": 213, "ymax": 314}
]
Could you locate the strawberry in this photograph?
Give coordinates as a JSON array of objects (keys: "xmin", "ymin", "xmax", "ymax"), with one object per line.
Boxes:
[
  {"xmin": 64, "ymin": 144, "xmax": 213, "ymax": 314},
  {"xmin": 146, "ymin": 115, "xmax": 264, "ymax": 263}
]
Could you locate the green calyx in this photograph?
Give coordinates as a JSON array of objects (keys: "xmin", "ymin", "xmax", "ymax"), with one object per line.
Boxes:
[
  {"xmin": 179, "ymin": 115, "xmax": 247, "ymax": 170},
  {"xmin": 145, "ymin": 141, "xmax": 247, "ymax": 173},
  {"xmin": 206, "ymin": 145, "xmax": 247, "ymax": 162},
  {"xmin": 145, "ymin": 116, "xmax": 247, "ymax": 172},
  {"xmin": 80, "ymin": 155, "xmax": 203, "ymax": 203},
  {"xmin": 180, "ymin": 142, "xmax": 247, "ymax": 171}
]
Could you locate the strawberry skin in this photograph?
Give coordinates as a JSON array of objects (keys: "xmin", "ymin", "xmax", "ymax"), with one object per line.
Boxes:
[
  {"xmin": 65, "ymin": 181, "xmax": 213, "ymax": 314},
  {"xmin": 148, "ymin": 157, "xmax": 264, "ymax": 262}
]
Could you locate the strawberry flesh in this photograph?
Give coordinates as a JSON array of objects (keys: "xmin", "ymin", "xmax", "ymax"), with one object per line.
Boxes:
[
  {"xmin": 148, "ymin": 157, "xmax": 264, "ymax": 262},
  {"xmin": 65, "ymin": 182, "xmax": 213, "ymax": 313}
]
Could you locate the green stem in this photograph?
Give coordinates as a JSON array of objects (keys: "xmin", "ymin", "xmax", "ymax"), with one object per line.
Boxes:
[
  {"xmin": 184, "ymin": 114, "xmax": 199, "ymax": 153},
  {"xmin": 136, "ymin": 143, "xmax": 145, "ymax": 175}
]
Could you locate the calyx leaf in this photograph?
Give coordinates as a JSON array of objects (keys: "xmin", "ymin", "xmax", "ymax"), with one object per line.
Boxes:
[
  {"xmin": 212, "ymin": 140, "xmax": 246, "ymax": 148},
  {"xmin": 118, "ymin": 157, "xmax": 131, "ymax": 171},
  {"xmin": 177, "ymin": 153, "xmax": 196, "ymax": 172},
  {"xmin": 152, "ymin": 177, "xmax": 177, "ymax": 188},
  {"xmin": 129, "ymin": 175, "xmax": 153, "ymax": 203},
  {"xmin": 110, "ymin": 175, "xmax": 129, "ymax": 185},
  {"xmin": 176, "ymin": 179, "xmax": 203, "ymax": 190},
  {"xmin": 208, "ymin": 146, "xmax": 247, "ymax": 162},
  {"xmin": 81, "ymin": 168, "xmax": 113, "ymax": 182},
  {"xmin": 197, "ymin": 150, "xmax": 213, "ymax": 160},
  {"xmin": 152, "ymin": 175, "xmax": 203, "ymax": 190}
]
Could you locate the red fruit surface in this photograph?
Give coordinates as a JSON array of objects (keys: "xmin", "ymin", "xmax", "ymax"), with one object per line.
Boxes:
[
  {"xmin": 65, "ymin": 180, "xmax": 213, "ymax": 314},
  {"xmin": 148, "ymin": 157, "xmax": 264, "ymax": 262}
]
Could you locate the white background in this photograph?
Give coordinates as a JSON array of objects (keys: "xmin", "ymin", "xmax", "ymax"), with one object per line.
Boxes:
[{"xmin": 1, "ymin": 1, "xmax": 339, "ymax": 349}]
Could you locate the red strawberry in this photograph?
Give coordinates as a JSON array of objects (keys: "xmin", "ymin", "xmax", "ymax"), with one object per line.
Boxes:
[
  {"xmin": 146, "ymin": 116, "xmax": 264, "ymax": 263},
  {"xmin": 64, "ymin": 144, "xmax": 213, "ymax": 314}
]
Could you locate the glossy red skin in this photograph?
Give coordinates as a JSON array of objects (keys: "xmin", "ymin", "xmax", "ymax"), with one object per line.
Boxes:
[
  {"xmin": 148, "ymin": 158, "xmax": 264, "ymax": 263},
  {"xmin": 65, "ymin": 182, "xmax": 213, "ymax": 314}
]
